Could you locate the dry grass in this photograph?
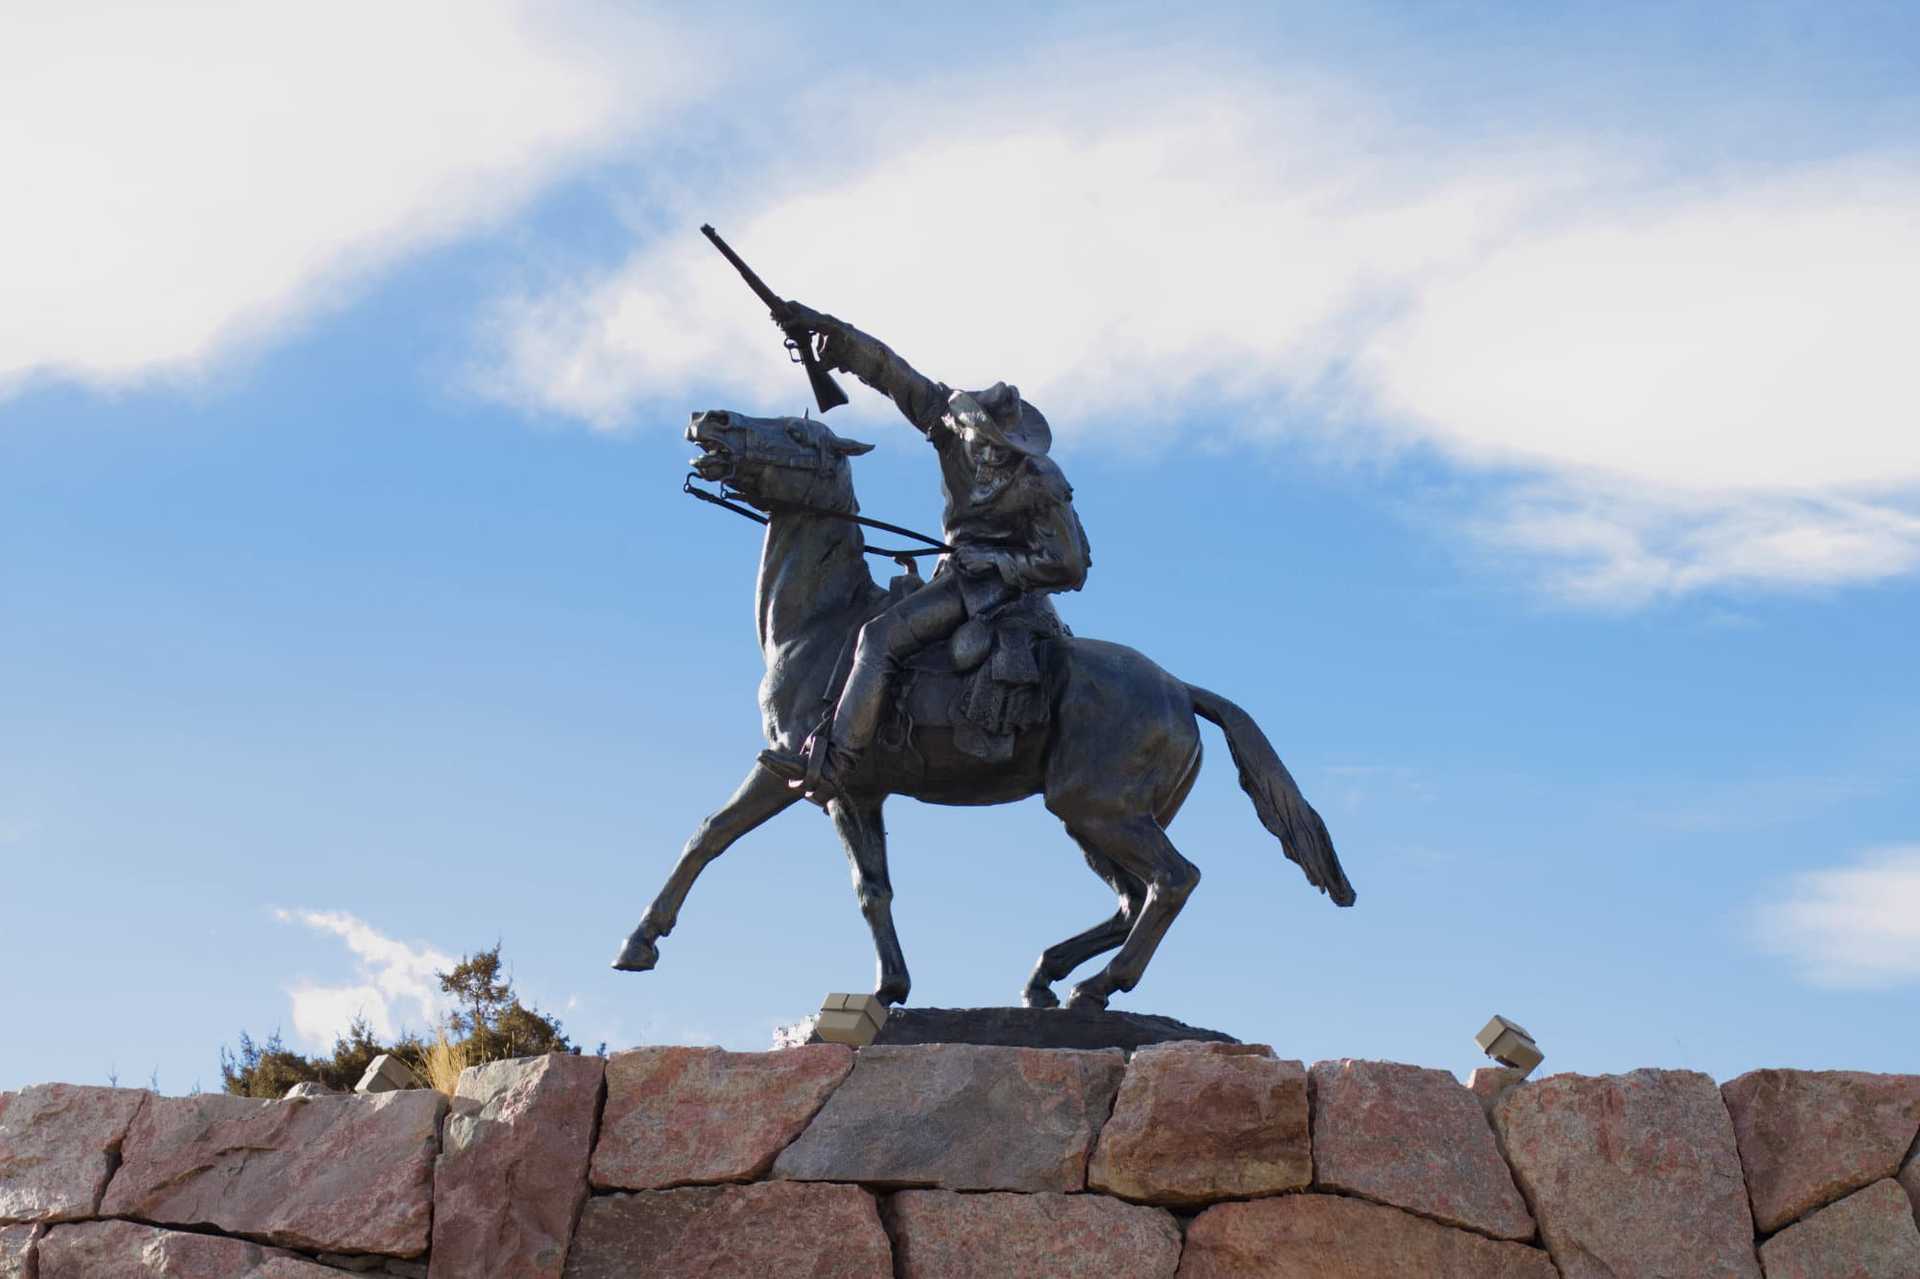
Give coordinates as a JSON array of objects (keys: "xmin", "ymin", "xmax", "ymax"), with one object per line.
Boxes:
[{"xmin": 417, "ymin": 1028, "xmax": 473, "ymax": 1097}]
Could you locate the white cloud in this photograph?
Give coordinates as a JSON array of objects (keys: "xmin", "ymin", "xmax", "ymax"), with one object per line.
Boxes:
[
  {"xmin": 0, "ymin": 1, "xmax": 693, "ymax": 393},
  {"xmin": 1755, "ymin": 847, "xmax": 1920, "ymax": 987},
  {"xmin": 484, "ymin": 62, "xmax": 1920, "ymax": 604},
  {"xmin": 274, "ymin": 908, "xmax": 456, "ymax": 1049}
]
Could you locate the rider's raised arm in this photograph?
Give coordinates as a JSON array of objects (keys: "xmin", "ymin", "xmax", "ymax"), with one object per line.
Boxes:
[{"xmin": 786, "ymin": 305, "xmax": 949, "ymax": 437}]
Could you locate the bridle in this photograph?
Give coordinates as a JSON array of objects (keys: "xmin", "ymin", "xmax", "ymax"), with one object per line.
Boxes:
[{"xmin": 681, "ymin": 433, "xmax": 951, "ymax": 570}]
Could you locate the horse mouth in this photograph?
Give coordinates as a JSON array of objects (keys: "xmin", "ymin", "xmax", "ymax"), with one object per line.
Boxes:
[{"xmin": 690, "ymin": 441, "xmax": 733, "ymax": 481}]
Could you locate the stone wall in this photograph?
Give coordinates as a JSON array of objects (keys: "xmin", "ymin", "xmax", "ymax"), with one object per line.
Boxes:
[{"xmin": 3, "ymin": 1043, "xmax": 1918, "ymax": 1277}]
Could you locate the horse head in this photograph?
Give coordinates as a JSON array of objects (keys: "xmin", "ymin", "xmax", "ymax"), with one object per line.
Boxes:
[{"xmin": 687, "ymin": 409, "xmax": 874, "ymax": 513}]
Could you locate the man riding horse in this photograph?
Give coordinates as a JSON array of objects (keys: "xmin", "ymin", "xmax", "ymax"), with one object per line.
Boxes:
[{"xmin": 758, "ymin": 303, "xmax": 1092, "ymax": 805}]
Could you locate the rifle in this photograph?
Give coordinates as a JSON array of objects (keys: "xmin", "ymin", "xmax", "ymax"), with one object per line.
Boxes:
[{"xmin": 701, "ymin": 224, "xmax": 848, "ymax": 413}]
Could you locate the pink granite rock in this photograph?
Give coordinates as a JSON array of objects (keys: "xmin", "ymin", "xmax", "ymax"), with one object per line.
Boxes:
[
  {"xmin": 1757, "ymin": 1179, "xmax": 1920, "ymax": 1279},
  {"xmin": 1177, "ymin": 1194, "xmax": 1559, "ymax": 1278},
  {"xmin": 773, "ymin": 1044, "xmax": 1125, "ymax": 1192},
  {"xmin": 101, "ymin": 1088, "xmax": 446, "ymax": 1257},
  {"xmin": 1721, "ymin": 1069, "xmax": 1920, "ymax": 1233},
  {"xmin": 888, "ymin": 1190, "xmax": 1180, "ymax": 1278},
  {"xmin": 1495, "ymin": 1069, "xmax": 1760, "ymax": 1279},
  {"xmin": 1468, "ymin": 1065, "xmax": 1528, "ymax": 1115},
  {"xmin": 430, "ymin": 1053, "xmax": 604, "ymax": 1279},
  {"xmin": 590, "ymin": 1044, "xmax": 850, "ymax": 1191},
  {"xmin": 38, "ymin": 1219, "xmax": 341, "ymax": 1278},
  {"xmin": 1901, "ymin": 1146, "xmax": 1919, "ymax": 1223},
  {"xmin": 0, "ymin": 1084, "xmax": 148, "ymax": 1223},
  {"xmin": 563, "ymin": 1181, "xmax": 891, "ymax": 1278},
  {"xmin": 1310, "ymin": 1058, "xmax": 1533, "ymax": 1239},
  {"xmin": 1086, "ymin": 1042, "xmax": 1308, "ymax": 1206},
  {"xmin": 0, "ymin": 1224, "xmax": 39, "ymax": 1279}
]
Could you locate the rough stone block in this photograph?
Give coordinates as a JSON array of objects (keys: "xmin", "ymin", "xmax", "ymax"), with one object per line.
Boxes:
[
  {"xmin": 1721, "ymin": 1068, "xmax": 1920, "ymax": 1233},
  {"xmin": 1310, "ymin": 1058, "xmax": 1533, "ymax": 1239},
  {"xmin": 430, "ymin": 1053, "xmax": 605, "ymax": 1279},
  {"xmin": 888, "ymin": 1189, "xmax": 1180, "ymax": 1278},
  {"xmin": 773, "ymin": 1043, "xmax": 1125, "ymax": 1192},
  {"xmin": 1475, "ymin": 1015, "xmax": 1543, "ymax": 1073},
  {"xmin": 0, "ymin": 1224, "xmax": 40, "ymax": 1279},
  {"xmin": 1757, "ymin": 1179, "xmax": 1920, "ymax": 1279},
  {"xmin": 0, "ymin": 1084, "xmax": 148, "ymax": 1224},
  {"xmin": 1088, "ymin": 1042, "xmax": 1308, "ymax": 1207},
  {"xmin": 563, "ymin": 1182, "xmax": 891, "ymax": 1278},
  {"xmin": 1495, "ymin": 1069, "xmax": 1760, "ymax": 1279},
  {"xmin": 814, "ymin": 993, "xmax": 889, "ymax": 1047},
  {"xmin": 101, "ymin": 1088, "xmax": 446, "ymax": 1257},
  {"xmin": 591, "ymin": 1045, "xmax": 851, "ymax": 1191},
  {"xmin": 1177, "ymin": 1194, "xmax": 1559, "ymax": 1278},
  {"xmin": 38, "ymin": 1219, "xmax": 342, "ymax": 1278},
  {"xmin": 355, "ymin": 1054, "xmax": 424, "ymax": 1095}
]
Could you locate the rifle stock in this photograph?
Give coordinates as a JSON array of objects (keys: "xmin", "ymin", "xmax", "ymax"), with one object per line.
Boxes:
[{"xmin": 701, "ymin": 224, "xmax": 849, "ymax": 413}]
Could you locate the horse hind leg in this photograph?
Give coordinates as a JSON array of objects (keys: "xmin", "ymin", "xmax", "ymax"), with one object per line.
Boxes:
[
  {"xmin": 1058, "ymin": 815, "xmax": 1201, "ymax": 1011},
  {"xmin": 1022, "ymin": 843, "xmax": 1147, "ymax": 1009},
  {"xmin": 830, "ymin": 797, "xmax": 911, "ymax": 1006}
]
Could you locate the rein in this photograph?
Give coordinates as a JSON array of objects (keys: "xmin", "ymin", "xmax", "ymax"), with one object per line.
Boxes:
[{"xmin": 682, "ymin": 474, "xmax": 952, "ymax": 569}]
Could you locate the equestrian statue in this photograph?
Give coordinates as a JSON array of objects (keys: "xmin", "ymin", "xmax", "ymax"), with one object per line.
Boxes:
[{"xmin": 612, "ymin": 227, "xmax": 1354, "ymax": 1011}]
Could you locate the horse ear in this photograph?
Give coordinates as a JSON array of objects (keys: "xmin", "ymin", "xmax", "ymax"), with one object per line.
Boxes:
[{"xmin": 829, "ymin": 433, "xmax": 875, "ymax": 457}]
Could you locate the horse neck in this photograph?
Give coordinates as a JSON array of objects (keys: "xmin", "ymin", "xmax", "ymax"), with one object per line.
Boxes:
[{"xmin": 755, "ymin": 503, "xmax": 876, "ymax": 662}]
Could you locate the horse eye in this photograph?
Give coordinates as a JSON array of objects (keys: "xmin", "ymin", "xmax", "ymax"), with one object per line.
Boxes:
[{"xmin": 786, "ymin": 424, "xmax": 809, "ymax": 444}]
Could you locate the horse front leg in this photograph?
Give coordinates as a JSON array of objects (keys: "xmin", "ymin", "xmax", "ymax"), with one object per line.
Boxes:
[
  {"xmin": 829, "ymin": 797, "xmax": 910, "ymax": 1005},
  {"xmin": 612, "ymin": 762, "xmax": 801, "ymax": 972}
]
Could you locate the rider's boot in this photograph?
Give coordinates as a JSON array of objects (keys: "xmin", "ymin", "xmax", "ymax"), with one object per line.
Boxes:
[{"xmin": 758, "ymin": 730, "xmax": 858, "ymax": 808}]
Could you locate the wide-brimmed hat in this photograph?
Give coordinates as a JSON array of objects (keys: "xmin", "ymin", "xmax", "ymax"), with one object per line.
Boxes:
[{"xmin": 945, "ymin": 382, "xmax": 1051, "ymax": 456}]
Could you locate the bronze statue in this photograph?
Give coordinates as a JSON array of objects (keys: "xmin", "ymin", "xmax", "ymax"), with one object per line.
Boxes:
[{"xmin": 613, "ymin": 233, "xmax": 1353, "ymax": 1010}]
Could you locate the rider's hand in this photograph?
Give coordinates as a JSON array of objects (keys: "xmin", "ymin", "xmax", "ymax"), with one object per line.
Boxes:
[
  {"xmin": 954, "ymin": 547, "xmax": 999, "ymax": 576},
  {"xmin": 779, "ymin": 300, "xmax": 829, "ymax": 332}
]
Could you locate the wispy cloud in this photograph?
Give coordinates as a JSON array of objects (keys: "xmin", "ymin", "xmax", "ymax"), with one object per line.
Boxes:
[
  {"xmin": 273, "ymin": 908, "xmax": 456, "ymax": 1049},
  {"xmin": 1754, "ymin": 847, "xmax": 1920, "ymax": 987},
  {"xmin": 0, "ymin": 1, "xmax": 697, "ymax": 394},
  {"xmin": 484, "ymin": 58, "xmax": 1920, "ymax": 605}
]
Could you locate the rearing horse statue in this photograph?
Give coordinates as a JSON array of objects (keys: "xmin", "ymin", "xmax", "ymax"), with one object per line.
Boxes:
[{"xmin": 613, "ymin": 409, "xmax": 1355, "ymax": 1010}]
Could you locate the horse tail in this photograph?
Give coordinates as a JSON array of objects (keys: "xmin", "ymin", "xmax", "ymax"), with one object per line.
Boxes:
[{"xmin": 1186, "ymin": 684, "xmax": 1355, "ymax": 907}]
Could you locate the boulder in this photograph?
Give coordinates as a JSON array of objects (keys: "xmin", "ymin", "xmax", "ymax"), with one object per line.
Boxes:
[
  {"xmin": 563, "ymin": 1182, "xmax": 891, "ymax": 1278},
  {"xmin": 1902, "ymin": 1146, "xmax": 1919, "ymax": 1223},
  {"xmin": 773, "ymin": 1044, "xmax": 1124, "ymax": 1192},
  {"xmin": 1087, "ymin": 1042, "xmax": 1309, "ymax": 1206},
  {"xmin": 887, "ymin": 1190, "xmax": 1180, "ymax": 1279},
  {"xmin": 591, "ymin": 1045, "xmax": 850, "ymax": 1191},
  {"xmin": 1176, "ymin": 1194, "xmax": 1559, "ymax": 1278},
  {"xmin": 1494, "ymin": 1069, "xmax": 1760, "ymax": 1279},
  {"xmin": 1468, "ymin": 1065, "xmax": 1528, "ymax": 1115},
  {"xmin": 431, "ymin": 1053, "xmax": 605, "ymax": 1279},
  {"xmin": 283, "ymin": 1082, "xmax": 336, "ymax": 1100},
  {"xmin": 0, "ymin": 1224, "xmax": 39, "ymax": 1279},
  {"xmin": 836, "ymin": 1006, "xmax": 1237, "ymax": 1050},
  {"xmin": 101, "ymin": 1088, "xmax": 446, "ymax": 1257},
  {"xmin": 37, "ymin": 1219, "xmax": 341, "ymax": 1278},
  {"xmin": 1720, "ymin": 1069, "xmax": 1920, "ymax": 1233},
  {"xmin": 1757, "ymin": 1179, "xmax": 1920, "ymax": 1279},
  {"xmin": 1310, "ymin": 1058, "xmax": 1534, "ymax": 1239},
  {"xmin": 0, "ymin": 1084, "xmax": 148, "ymax": 1223}
]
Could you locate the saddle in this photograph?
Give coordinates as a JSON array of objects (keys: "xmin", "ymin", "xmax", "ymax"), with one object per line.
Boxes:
[{"xmin": 827, "ymin": 575, "xmax": 1071, "ymax": 766}]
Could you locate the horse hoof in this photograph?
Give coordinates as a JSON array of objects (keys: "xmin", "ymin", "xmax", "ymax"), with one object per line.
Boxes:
[
  {"xmin": 875, "ymin": 977, "xmax": 911, "ymax": 1007},
  {"xmin": 611, "ymin": 933, "xmax": 659, "ymax": 972},
  {"xmin": 1065, "ymin": 984, "xmax": 1109, "ymax": 1011},
  {"xmin": 1023, "ymin": 986, "xmax": 1060, "ymax": 1009}
]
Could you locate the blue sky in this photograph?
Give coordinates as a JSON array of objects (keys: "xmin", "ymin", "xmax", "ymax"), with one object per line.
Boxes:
[{"xmin": 3, "ymin": 1, "xmax": 1917, "ymax": 1094}]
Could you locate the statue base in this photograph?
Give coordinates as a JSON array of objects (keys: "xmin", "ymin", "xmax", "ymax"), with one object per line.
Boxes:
[{"xmin": 775, "ymin": 1005, "xmax": 1237, "ymax": 1052}]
